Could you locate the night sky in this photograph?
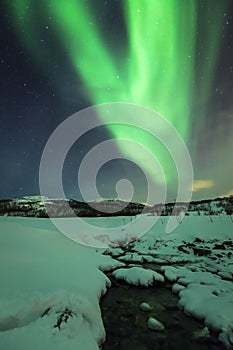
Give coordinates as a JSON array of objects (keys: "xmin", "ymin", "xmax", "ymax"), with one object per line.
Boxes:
[{"xmin": 0, "ymin": 0, "xmax": 233, "ymax": 203}]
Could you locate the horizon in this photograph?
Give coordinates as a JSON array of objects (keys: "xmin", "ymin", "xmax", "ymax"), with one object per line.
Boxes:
[
  {"xmin": 1, "ymin": 193, "xmax": 232, "ymax": 205},
  {"xmin": 1, "ymin": 1, "xmax": 232, "ymax": 205}
]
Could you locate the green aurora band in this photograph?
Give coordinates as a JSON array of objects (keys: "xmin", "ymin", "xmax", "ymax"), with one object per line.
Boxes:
[{"xmin": 7, "ymin": 0, "xmax": 229, "ymax": 187}]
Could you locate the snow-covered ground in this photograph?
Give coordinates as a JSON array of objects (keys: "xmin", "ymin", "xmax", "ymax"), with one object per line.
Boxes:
[
  {"xmin": 106, "ymin": 215, "xmax": 233, "ymax": 348},
  {"xmin": 0, "ymin": 215, "xmax": 232, "ymax": 349},
  {"xmin": 0, "ymin": 216, "xmax": 118, "ymax": 350}
]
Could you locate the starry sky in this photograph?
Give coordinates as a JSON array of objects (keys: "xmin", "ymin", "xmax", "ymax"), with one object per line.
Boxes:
[{"xmin": 0, "ymin": 0, "xmax": 233, "ymax": 203}]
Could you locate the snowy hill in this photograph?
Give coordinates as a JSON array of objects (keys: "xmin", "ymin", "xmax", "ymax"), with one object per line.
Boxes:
[
  {"xmin": 0, "ymin": 195, "xmax": 232, "ymax": 218},
  {"xmin": 153, "ymin": 196, "xmax": 233, "ymax": 216},
  {"xmin": 0, "ymin": 196, "xmax": 149, "ymax": 218}
]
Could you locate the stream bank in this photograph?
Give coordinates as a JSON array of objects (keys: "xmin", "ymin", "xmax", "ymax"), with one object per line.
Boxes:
[{"xmin": 101, "ymin": 278, "xmax": 223, "ymax": 350}]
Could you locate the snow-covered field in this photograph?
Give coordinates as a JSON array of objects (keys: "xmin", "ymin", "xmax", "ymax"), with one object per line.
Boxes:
[
  {"xmin": 0, "ymin": 216, "xmax": 117, "ymax": 350},
  {"xmin": 0, "ymin": 215, "xmax": 232, "ymax": 349}
]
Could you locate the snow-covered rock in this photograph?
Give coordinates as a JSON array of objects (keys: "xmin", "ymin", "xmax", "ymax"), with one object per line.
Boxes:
[
  {"xmin": 147, "ymin": 317, "xmax": 165, "ymax": 331},
  {"xmin": 140, "ymin": 302, "xmax": 153, "ymax": 312},
  {"xmin": 193, "ymin": 326, "xmax": 210, "ymax": 340},
  {"xmin": 112, "ymin": 267, "xmax": 164, "ymax": 286}
]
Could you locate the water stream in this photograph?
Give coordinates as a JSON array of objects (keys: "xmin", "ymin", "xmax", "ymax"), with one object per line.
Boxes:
[{"xmin": 101, "ymin": 277, "xmax": 223, "ymax": 349}]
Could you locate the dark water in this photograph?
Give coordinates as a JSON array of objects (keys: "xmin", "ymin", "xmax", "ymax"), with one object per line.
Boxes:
[{"xmin": 101, "ymin": 279, "xmax": 223, "ymax": 350}]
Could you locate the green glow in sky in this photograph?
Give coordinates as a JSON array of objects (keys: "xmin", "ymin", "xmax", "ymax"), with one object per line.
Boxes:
[{"xmin": 8, "ymin": 0, "xmax": 228, "ymax": 186}]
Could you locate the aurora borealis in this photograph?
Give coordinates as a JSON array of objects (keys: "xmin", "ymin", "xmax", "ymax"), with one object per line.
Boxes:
[{"xmin": 0, "ymin": 0, "xmax": 233, "ymax": 201}]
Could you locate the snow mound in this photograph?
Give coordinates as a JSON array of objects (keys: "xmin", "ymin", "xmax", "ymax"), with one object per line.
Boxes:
[
  {"xmin": 0, "ymin": 217, "xmax": 111, "ymax": 350},
  {"xmin": 160, "ymin": 266, "xmax": 179, "ymax": 282},
  {"xmin": 177, "ymin": 273, "xmax": 233, "ymax": 347},
  {"xmin": 172, "ymin": 283, "xmax": 186, "ymax": 294},
  {"xmin": 98, "ymin": 256, "xmax": 125, "ymax": 272},
  {"xmin": 0, "ymin": 292, "xmax": 104, "ymax": 350},
  {"xmin": 112, "ymin": 267, "xmax": 164, "ymax": 286}
]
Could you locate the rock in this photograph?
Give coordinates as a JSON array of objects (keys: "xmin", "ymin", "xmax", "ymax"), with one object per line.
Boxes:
[
  {"xmin": 147, "ymin": 317, "xmax": 165, "ymax": 331},
  {"xmin": 193, "ymin": 326, "xmax": 210, "ymax": 340},
  {"xmin": 140, "ymin": 302, "xmax": 153, "ymax": 312},
  {"xmin": 192, "ymin": 247, "xmax": 211, "ymax": 256},
  {"xmin": 214, "ymin": 243, "xmax": 226, "ymax": 250},
  {"xmin": 194, "ymin": 237, "xmax": 204, "ymax": 243},
  {"xmin": 219, "ymin": 329, "xmax": 233, "ymax": 348}
]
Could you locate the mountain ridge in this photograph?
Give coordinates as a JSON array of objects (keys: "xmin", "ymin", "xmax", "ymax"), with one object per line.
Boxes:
[{"xmin": 0, "ymin": 195, "xmax": 232, "ymax": 218}]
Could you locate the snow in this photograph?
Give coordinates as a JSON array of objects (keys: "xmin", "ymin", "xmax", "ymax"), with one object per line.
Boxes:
[
  {"xmin": 172, "ymin": 283, "xmax": 186, "ymax": 294},
  {"xmin": 0, "ymin": 216, "xmax": 111, "ymax": 350},
  {"xmin": 0, "ymin": 213, "xmax": 232, "ymax": 348},
  {"xmin": 20, "ymin": 196, "xmax": 49, "ymax": 202},
  {"xmin": 112, "ymin": 267, "xmax": 165, "ymax": 286},
  {"xmin": 178, "ymin": 282, "xmax": 233, "ymax": 329},
  {"xmin": 97, "ymin": 256, "xmax": 125, "ymax": 272},
  {"xmin": 160, "ymin": 266, "xmax": 179, "ymax": 282}
]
